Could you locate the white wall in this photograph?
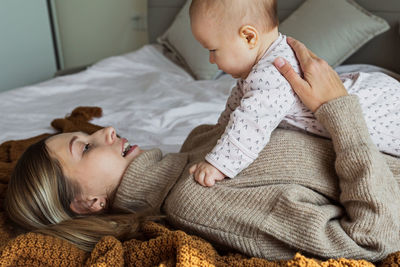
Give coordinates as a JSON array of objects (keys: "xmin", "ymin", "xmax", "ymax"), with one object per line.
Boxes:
[
  {"xmin": 0, "ymin": 0, "xmax": 57, "ymax": 92},
  {"xmin": 53, "ymin": 0, "xmax": 148, "ymax": 69}
]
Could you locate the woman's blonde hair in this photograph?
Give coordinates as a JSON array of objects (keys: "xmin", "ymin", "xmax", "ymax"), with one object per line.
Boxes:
[{"xmin": 5, "ymin": 137, "xmax": 156, "ymax": 252}]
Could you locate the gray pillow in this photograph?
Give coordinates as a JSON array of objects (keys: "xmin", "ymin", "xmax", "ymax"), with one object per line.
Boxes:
[
  {"xmin": 157, "ymin": 0, "xmax": 221, "ymax": 80},
  {"xmin": 158, "ymin": 0, "xmax": 390, "ymax": 79},
  {"xmin": 279, "ymin": 0, "xmax": 390, "ymax": 67}
]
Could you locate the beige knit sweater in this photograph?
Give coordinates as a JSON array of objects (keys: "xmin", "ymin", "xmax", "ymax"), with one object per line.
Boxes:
[{"xmin": 113, "ymin": 95, "xmax": 400, "ymax": 262}]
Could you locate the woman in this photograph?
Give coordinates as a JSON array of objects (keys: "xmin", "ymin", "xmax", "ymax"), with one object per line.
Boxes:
[{"xmin": 5, "ymin": 38, "xmax": 400, "ymax": 261}]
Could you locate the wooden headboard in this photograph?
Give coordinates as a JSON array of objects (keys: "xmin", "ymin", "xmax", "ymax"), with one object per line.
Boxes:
[{"xmin": 148, "ymin": 0, "xmax": 400, "ymax": 73}]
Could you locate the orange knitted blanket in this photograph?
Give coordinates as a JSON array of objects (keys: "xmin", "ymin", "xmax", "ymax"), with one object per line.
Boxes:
[{"xmin": 0, "ymin": 106, "xmax": 398, "ymax": 266}]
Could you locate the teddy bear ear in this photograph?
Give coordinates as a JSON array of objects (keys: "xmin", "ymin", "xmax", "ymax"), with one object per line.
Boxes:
[
  {"xmin": 70, "ymin": 106, "xmax": 102, "ymax": 121},
  {"xmin": 50, "ymin": 106, "xmax": 103, "ymax": 134}
]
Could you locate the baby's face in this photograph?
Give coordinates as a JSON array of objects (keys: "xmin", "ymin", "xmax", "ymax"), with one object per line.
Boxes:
[{"xmin": 191, "ymin": 12, "xmax": 258, "ymax": 79}]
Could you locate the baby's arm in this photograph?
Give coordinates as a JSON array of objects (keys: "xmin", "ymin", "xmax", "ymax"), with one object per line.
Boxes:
[
  {"xmin": 190, "ymin": 82, "xmax": 242, "ymax": 187},
  {"xmin": 207, "ymin": 65, "xmax": 298, "ymax": 178},
  {"xmin": 217, "ymin": 81, "xmax": 244, "ymax": 126}
]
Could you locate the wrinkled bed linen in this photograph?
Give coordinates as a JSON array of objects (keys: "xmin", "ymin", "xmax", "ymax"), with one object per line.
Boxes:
[
  {"xmin": 0, "ymin": 44, "xmax": 398, "ymax": 154},
  {"xmin": 0, "ymin": 45, "xmax": 234, "ymax": 153}
]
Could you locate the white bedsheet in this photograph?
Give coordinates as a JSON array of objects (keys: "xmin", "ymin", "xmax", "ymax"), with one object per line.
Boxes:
[
  {"xmin": 1, "ymin": 44, "xmax": 399, "ymax": 153},
  {"xmin": 0, "ymin": 44, "xmax": 235, "ymax": 153}
]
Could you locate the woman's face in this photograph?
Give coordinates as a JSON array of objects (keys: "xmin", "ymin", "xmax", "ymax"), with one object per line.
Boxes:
[{"xmin": 46, "ymin": 127, "xmax": 142, "ymax": 206}]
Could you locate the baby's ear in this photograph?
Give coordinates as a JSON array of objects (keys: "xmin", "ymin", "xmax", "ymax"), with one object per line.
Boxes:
[{"xmin": 239, "ymin": 25, "xmax": 258, "ymax": 48}]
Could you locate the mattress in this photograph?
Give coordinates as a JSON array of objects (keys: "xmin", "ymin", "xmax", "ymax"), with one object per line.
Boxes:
[{"xmin": 0, "ymin": 44, "xmax": 398, "ymax": 153}]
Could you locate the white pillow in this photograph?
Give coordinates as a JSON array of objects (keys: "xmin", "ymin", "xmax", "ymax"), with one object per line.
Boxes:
[
  {"xmin": 279, "ymin": 0, "xmax": 390, "ymax": 67},
  {"xmin": 157, "ymin": 0, "xmax": 221, "ymax": 80}
]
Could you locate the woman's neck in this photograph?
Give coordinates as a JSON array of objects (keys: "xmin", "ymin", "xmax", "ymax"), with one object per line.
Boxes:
[{"xmin": 112, "ymin": 149, "xmax": 188, "ymax": 213}]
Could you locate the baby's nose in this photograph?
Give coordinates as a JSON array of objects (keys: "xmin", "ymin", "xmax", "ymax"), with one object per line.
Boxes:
[{"xmin": 209, "ymin": 54, "xmax": 215, "ymax": 64}]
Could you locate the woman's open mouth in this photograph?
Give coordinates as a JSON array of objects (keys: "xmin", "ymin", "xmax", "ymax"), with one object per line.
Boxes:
[{"xmin": 122, "ymin": 139, "xmax": 137, "ymax": 157}]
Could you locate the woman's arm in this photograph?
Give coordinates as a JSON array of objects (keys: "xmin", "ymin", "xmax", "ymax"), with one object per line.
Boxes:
[
  {"xmin": 274, "ymin": 38, "xmax": 400, "ymax": 259},
  {"xmin": 316, "ymin": 95, "xmax": 400, "ymax": 257}
]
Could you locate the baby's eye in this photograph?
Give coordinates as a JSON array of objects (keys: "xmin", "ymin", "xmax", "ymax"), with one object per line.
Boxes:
[
  {"xmin": 209, "ymin": 49, "xmax": 216, "ymax": 52},
  {"xmin": 83, "ymin": 143, "xmax": 91, "ymax": 153}
]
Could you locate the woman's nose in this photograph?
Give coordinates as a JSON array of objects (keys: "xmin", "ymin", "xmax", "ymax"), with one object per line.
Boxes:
[{"xmin": 104, "ymin": 126, "xmax": 116, "ymax": 144}]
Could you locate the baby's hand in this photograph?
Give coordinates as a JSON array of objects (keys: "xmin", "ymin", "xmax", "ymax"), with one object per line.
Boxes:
[{"xmin": 189, "ymin": 161, "xmax": 226, "ymax": 187}]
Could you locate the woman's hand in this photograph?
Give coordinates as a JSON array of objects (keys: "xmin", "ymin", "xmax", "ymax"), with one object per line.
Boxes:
[{"xmin": 273, "ymin": 37, "xmax": 348, "ymax": 112}]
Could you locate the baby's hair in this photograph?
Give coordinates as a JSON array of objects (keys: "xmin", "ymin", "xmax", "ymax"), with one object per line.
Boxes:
[{"xmin": 190, "ymin": 0, "xmax": 278, "ymax": 33}]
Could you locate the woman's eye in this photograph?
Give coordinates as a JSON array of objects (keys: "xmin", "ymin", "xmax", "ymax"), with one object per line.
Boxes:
[{"xmin": 83, "ymin": 143, "xmax": 90, "ymax": 153}]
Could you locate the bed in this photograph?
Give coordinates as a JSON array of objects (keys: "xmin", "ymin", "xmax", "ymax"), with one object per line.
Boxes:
[
  {"xmin": 0, "ymin": 45, "xmax": 234, "ymax": 153},
  {"xmin": 0, "ymin": 0, "xmax": 399, "ymax": 150},
  {"xmin": 0, "ymin": 0, "xmax": 399, "ymax": 265}
]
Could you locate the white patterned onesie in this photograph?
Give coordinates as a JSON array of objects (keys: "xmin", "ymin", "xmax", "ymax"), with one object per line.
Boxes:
[{"xmin": 205, "ymin": 33, "xmax": 400, "ymax": 178}]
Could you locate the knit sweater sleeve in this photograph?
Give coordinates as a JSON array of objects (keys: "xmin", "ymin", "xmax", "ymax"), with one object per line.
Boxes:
[
  {"xmin": 314, "ymin": 95, "xmax": 400, "ymax": 258},
  {"xmin": 165, "ymin": 94, "xmax": 400, "ymax": 261}
]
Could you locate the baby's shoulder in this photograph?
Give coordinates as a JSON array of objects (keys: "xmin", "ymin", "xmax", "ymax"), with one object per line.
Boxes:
[
  {"xmin": 255, "ymin": 36, "xmax": 300, "ymax": 76},
  {"xmin": 249, "ymin": 62, "xmax": 280, "ymax": 78}
]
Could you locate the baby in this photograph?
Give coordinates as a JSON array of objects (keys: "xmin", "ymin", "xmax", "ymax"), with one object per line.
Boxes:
[{"xmin": 189, "ymin": 0, "xmax": 400, "ymax": 187}]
